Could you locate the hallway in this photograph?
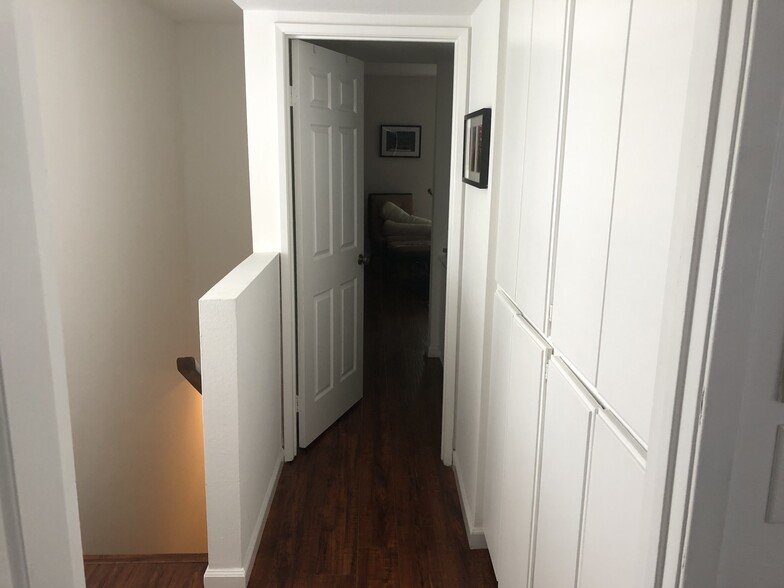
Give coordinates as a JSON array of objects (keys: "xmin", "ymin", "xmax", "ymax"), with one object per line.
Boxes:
[{"xmin": 248, "ymin": 266, "xmax": 497, "ymax": 586}]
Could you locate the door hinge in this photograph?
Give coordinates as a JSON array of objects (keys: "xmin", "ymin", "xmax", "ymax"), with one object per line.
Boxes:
[
  {"xmin": 295, "ymin": 395, "xmax": 300, "ymax": 413},
  {"xmin": 288, "ymin": 85, "xmax": 296, "ymax": 108},
  {"xmin": 547, "ymin": 304, "xmax": 554, "ymax": 329},
  {"xmin": 544, "ymin": 361, "xmax": 550, "ymax": 380}
]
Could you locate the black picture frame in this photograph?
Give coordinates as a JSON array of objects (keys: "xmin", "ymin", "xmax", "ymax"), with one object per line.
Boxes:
[
  {"xmin": 379, "ymin": 124, "xmax": 422, "ymax": 158},
  {"xmin": 462, "ymin": 108, "xmax": 492, "ymax": 189}
]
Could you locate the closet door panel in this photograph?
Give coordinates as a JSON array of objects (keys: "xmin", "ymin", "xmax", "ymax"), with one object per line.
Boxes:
[
  {"xmin": 484, "ymin": 291, "xmax": 518, "ymax": 565},
  {"xmin": 513, "ymin": 0, "xmax": 569, "ymax": 331},
  {"xmin": 550, "ymin": 0, "xmax": 632, "ymax": 384},
  {"xmin": 597, "ymin": 0, "xmax": 700, "ymax": 443},
  {"xmin": 533, "ymin": 358, "xmax": 599, "ymax": 588},
  {"xmin": 495, "ymin": 0, "xmax": 535, "ymax": 296},
  {"xmin": 578, "ymin": 415, "xmax": 646, "ymax": 588},
  {"xmin": 498, "ymin": 316, "xmax": 550, "ymax": 586}
]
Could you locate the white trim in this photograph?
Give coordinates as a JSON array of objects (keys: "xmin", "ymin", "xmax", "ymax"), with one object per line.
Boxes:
[
  {"xmin": 242, "ymin": 451, "xmax": 283, "ymax": 578},
  {"xmin": 453, "ymin": 451, "xmax": 488, "ymax": 550},
  {"xmin": 272, "ymin": 21, "xmax": 470, "ymax": 467},
  {"xmin": 203, "ymin": 567, "xmax": 246, "ymax": 588}
]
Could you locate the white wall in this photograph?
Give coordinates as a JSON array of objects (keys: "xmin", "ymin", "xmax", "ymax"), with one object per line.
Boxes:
[
  {"xmin": 27, "ymin": 0, "xmax": 206, "ymax": 554},
  {"xmin": 365, "ymin": 73, "xmax": 437, "ymax": 218},
  {"xmin": 177, "ymin": 23, "xmax": 253, "ymax": 332},
  {"xmin": 1, "ymin": 0, "xmax": 85, "ymax": 584},
  {"xmin": 452, "ymin": 0, "xmax": 501, "ymax": 540},
  {"xmin": 199, "ymin": 253, "xmax": 283, "ymax": 587}
]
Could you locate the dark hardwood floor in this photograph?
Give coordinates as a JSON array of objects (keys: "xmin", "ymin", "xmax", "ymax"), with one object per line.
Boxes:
[
  {"xmin": 84, "ymin": 554, "xmax": 207, "ymax": 587},
  {"xmin": 84, "ymin": 264, "xmax": 497, "ymax": 587},
  {"xmin": 249, "ymin": 266, "xmax": 496, "ymax": 587}
]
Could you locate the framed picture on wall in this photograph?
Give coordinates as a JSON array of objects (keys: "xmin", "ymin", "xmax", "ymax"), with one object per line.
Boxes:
[
  {"xmin": 462, "ymin": 108, "xmax": 492, "ymax": 189},
  {"xmin": 380, "ymin": 125, "xmax": 422, "ymax": 158}
]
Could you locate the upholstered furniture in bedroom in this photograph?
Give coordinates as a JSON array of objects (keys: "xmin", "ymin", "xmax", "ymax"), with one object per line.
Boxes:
[{"xmin": 368, "ymin": 193, "xmax": 431, "ymax": 277}]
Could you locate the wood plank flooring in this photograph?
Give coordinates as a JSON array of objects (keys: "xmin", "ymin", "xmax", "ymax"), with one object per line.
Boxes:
[
  {"xmin": 248, "ymin": 268, "xmax": 496, "ymax": 587},
  {"xmin": 84, "ymin": 267, "xmax": 497, "ymax": 587},
  {"xmin": 84, "ymin": 554, "xmax": 207, "ymax": 587}
]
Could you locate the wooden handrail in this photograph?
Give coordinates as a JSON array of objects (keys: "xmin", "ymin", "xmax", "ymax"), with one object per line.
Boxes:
[{"xmin": 177, "ymin": 357, "xmax": 202, "ymax": 394}]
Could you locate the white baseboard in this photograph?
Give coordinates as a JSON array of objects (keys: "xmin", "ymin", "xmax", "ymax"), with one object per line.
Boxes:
[
  {"xmin": 204, "ymin": 450, "xmax": 284, "ymax": 588},
  {"xmin": 243, "ymin": 450, "xmax": 284, "ymax": 575},
  {"xmin": 203, "ymin": 567, "xmax": 245, "ymax": 588},
  {"xmin": 452, "ymin": 451, "xmax": 487, "ymax": 550}
]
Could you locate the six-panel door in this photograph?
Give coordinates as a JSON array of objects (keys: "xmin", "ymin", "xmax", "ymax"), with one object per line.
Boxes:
[{"xmin": 291, "ymin": 40, "xmax": 365, "ymax": 448}]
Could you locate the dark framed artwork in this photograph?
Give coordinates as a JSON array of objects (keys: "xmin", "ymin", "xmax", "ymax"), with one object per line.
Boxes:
[
  {"xmin": 380, "ymin": 125, "xmax": 422, "ymax": 158},
  {"xmin": 462, "ymin": 108, "xmax": 492, "ymax": 189}
]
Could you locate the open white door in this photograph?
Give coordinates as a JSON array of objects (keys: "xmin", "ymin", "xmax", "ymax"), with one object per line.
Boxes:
[{"xmin": 291, "ymin": 40, "xmax": 365, "ymax": 448}]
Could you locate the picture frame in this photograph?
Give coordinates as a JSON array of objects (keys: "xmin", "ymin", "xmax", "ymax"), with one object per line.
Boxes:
[
  {"xmin": 380, "ymin": 124, "xmax": 422, "ymax": 158},
  {"xmin": 462, "ymin": 108, "xmax": 492, "ymax": 189}
]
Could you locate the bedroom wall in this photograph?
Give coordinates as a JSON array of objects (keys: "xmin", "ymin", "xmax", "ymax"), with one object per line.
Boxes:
[{"xmin": 364, "ymin": 72, "xmax": 438, "ymax": 219}]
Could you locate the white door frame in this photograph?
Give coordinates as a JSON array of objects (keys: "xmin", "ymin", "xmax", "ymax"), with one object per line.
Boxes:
[{"xmin": 273, "ymin": 22, "xmax": 469, "ymax": 463}]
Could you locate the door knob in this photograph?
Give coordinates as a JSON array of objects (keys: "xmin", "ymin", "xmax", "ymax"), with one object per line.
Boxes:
[{"xmin": 357, "ymin": 254, "xmax": 370, "ymax": 266}]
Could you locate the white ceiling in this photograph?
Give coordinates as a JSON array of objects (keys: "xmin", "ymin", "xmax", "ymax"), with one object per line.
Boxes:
[{"xmin": 144, "ymin": 0, "xmax": 482, "ymax": 22}]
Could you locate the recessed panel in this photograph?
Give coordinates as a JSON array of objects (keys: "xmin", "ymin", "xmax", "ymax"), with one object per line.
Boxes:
[
  {"xmin": 310, "ymin": 69, "xmax": 331, "ymax": 109},
  {"xmin": 533, "ymin": 359, "xmax": 599, "ymax": 588},
  {"xmin": 339, "ymin": 78, "xmax": 357, "ymax": 113},
  {"xmin": 550, "ymin": 0, "xmax": 632, "ymax": 385},
  {"xmin": 514, "ymin": 0, "xmax": 570, "ymax": 331},
  {"xmin": 340, "ymin": 278, "xmax": 357, "ymax": 380},
  {"xmin": 578, "ymin": 415, "xmax": 646, "ymax": 588},
  {"xmin": 339, "ymin": 127, "xmax": 357, "ymax": 250},
  {"xmin": 314, "ymin": 289, "xmax": 334, "ymax": 400},
  {"xmin": 311, "ymin": 125, "xmax": 333, "ymax": 258}
]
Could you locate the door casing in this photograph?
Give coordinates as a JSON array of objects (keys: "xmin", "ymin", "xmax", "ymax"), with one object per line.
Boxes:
[{"xmin": 274, "ymin": 22, "xmax": 470, "ymax": 465}]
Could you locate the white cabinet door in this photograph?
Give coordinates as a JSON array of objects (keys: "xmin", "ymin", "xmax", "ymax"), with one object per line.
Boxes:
[
  {"xmin": 485, "ymin": 291, "xmax": 519, "ymax": 563},
  {"xmin": 549, "ymin": 0, "xmax": 632, "ymax": 384},
  {"xmin": 597, "ymin": 0, "xmax": 700, "ymax": 444},
  {"xmin": 498, "ymin": 316, "xmax": 550, "ymax": 587},
  {"xmin": 495, "ymin": 0, "xmax": 535, "ymax": 295},
  {"xmin": 578, "ymin": 414, "xmax": 646, "ymax": 588},
  {"xmin": 513, "ymin": 0, "xmax": 570, "ymax": 332},
  {"xmin": 533, "ymin": 358, "xmax": 599, "ymax": 588}
]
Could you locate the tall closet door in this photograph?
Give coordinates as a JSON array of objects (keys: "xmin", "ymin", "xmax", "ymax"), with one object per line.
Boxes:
[
  {"xmin": 596, "ymin": 0, "xmax": 701, "ymax": 444},
  {"xmin": 498, "ymin": 316, "xmax": 550, "ymax": 587},
  {"xmin": 578, "ymin": 415, "xmax": 646, "ymax": 588},
  {"xmin": 484, "ymin": 291, "xmax": 518, "ymax": 563},
  {"xmin": 533, "ymin": 358, "xmax": 599, "ymax": 588},
  {"xmin": 513, "ymin": 0, "xmax": 570, "ymax": 331},
  {"xmin": 495, "ymin": 0, "xmax": 535, "ymax": 295},
  {"xmin": 549, "ymin": 0, "xmax": 632, "ymax": 383}
]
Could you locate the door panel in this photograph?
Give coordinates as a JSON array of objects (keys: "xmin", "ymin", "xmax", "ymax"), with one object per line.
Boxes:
[
  {"xmin": 513, "ymin": 0, "xmax": 570, "ymax": 331},
  {"xmin": 550, "ymin": 0, "xmax": 632, "ymax": 384},
  {"xmin": 292, "ymin": 40, "xmax": 364, "ymax": 447},
  {"xmin": 495, "ymin": 0, "xmax": 535, "ymax": 295},
  {"xmin": 597, "ymin": 0, "xmax": 700, "ymax": 444},
  {"xmin": 533, "ymin": 358, "xmax": 599, "ymax": 588},
  {"xmin": 484, "ymin": 291, "xmax": 518, "ymax": 566},
  {"xmin": 498, "ymin": 316, "xmax": 550, "ymax": 587},
  {"xmin": 578, "ymin": 414, "xmax": 646, "ymax": 588}
]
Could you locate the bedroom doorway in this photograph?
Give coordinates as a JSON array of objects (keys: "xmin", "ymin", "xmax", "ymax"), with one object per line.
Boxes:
[{"xmin": 288, "ymin": 36, "xmax": 456, "ymax": 451}]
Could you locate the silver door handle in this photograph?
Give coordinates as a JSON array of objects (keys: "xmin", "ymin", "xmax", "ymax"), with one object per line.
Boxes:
[{"xmin": 357, "ymin": 254, "xmax": 370, "ymax": 266}]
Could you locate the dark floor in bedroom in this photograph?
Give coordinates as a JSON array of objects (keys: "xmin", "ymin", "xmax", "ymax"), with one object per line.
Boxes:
[{"xmin": 248, "ymin": 264, "xmax": 497, "ymax": 587}]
